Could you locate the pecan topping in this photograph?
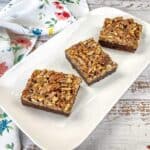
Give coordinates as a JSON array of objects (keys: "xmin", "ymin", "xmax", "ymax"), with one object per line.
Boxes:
[
  {"xmin": 66, "ymin": 38, "xmax": 117, "ymax": 84},
  {"xmin": 21, "ymin": 70, "xmax": 82, "ymax": 115},
  {"xmin": 99, "ymin": 17, "xmax": 142, "ymax": 50}
]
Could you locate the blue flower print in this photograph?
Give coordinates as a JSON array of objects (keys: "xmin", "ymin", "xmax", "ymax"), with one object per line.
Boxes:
[
  {"xmin": 32, "ymin": 28, "xmax": 42, "ymax": 36},
  {"xmin": 0, "ymin": 119, "xmax": 13, "ymax": 135}
]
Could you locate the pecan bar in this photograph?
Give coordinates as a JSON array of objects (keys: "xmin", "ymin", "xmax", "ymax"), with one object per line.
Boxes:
[
  {"xmin": 21, "ymin": 70, "xmax": 82, "ymax": 116},
  {"xmin": 99, "ymin": 17, "xmax": 142, "ymax": 52},
  {"xmin": 65, "ymin": 38, "xmax": 117, "ymax": 85}
]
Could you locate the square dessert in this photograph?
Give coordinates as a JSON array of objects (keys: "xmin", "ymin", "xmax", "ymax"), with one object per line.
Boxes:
[
  {"xmin": 65, "ymin": 38, "xmax": 117, "ymax": 85},
  {"xmin": 99, "ymin": 17, "xmax": 142, "ymax": 52},
  {"xmin": 21, "ymin": 70, "xmax": 82, "ymax": 116}
]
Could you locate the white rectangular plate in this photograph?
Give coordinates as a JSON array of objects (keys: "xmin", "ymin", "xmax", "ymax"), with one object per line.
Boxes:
[{"xmin": 0, "ymin": 7, "xmax": 150, "ymax": 150}]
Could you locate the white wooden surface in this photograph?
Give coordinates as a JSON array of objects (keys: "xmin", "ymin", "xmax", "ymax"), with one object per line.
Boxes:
[
  {"xmin": 0, "ymin": 0, "xmax": 150, "ymax": 150},
  {"xmin": 77, "ymin": 1, "xmax": 150, "ymax": 150}
]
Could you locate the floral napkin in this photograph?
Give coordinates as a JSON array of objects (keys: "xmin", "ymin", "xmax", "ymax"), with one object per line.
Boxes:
[
  {"xmin": 0, "ymin": 110, "xmax": 21, "ymax": 150},
  {"xmin": 0, "ymin": 0, "xmax": 89, "ymax": 149}
]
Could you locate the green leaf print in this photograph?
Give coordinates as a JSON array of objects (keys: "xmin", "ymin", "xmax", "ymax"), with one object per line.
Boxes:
[
  {"xmin": 45, "ymin": 21, "xmax": 51, "ymax": 24},
  {"xmin": 39, "ymin": 4, "xmax": 44, "ymax": 9},
  {"xmin": 6, "ymin": 142, "xmax": 14, "ymax": 150},
  {"xmin": 0, "ymin": 113, "xmax": 8, "ymax": 119},
  {"xmin": 59, "ymin": 0, "xmax": 80, "ymax": 4},
  {"xmin": 44, "ymin": 0, "xmax": 49, "ymax": 4},
  {"xmin": 40, "ymin": 0, "xmax": 49, "ymax": 5},
  {"xmin": 38, "ymin": 12, "xmax": 46, "ymax": 20},
  {"xmin": 14, "ymin": 54, "xmax": 24, "ymax": 64},
  {"xmin": 45, "ymin": 18, "xmax": 57, "ymax": 28},
  {"xmin": 11, "ymin": 45, "xmax": 22, "ymax": 53},
  {"xmin": 51, "ymin": 18, "xmax": 57, "ymax": 24},
  {"xmin": 6, "ymin": 126, "xmax": 13, "ymax": 133}
]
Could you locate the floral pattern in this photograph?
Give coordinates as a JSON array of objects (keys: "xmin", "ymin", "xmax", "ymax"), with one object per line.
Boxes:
[
  {"xmin": 0, "ymin": 62, "xmax": 8, "ymax": 77},
  {"xmin": 0, "ymin": 111, "xmax": 18, "ymax": 149},
  {"xmin": 37, "ymin": 0, "xmax": 75, "ymax": 35},
  {"xmin": 32, "ymin": 28, "xmax": 43, "ymax": 36},
  {"xmin": 10, "ymin": 35, "xmax": 35, "ymax": 64},
  {"xmin": 0, "ymin": 113, "xmax": 13, "ymax": 136},
  {"xmin": 0, "ymin": 120, "xmax": 12, "ymax": 135},
  {"xmin": 59, "ymin": 0, "xmax": 80, "ymax": 4},
  {"xmin": 0, "ymin": 31, "xmax": 36, "ymax": 76},
  {"xmin": 53, "ymin": 1, "xmax": 71, "ymax": 21},
  {"xmin": 41, "ymin": 0, "xmax": 49, "ymax": 4},
  {"xmin": 11, "ymin": 37, "xmax": 32, "ymax": 49},
  {"xmin": 55, "ymin": 11, "xmax": 71, "ymax": 20},
  {"xmin": 45, "ymin": 18, "xmax": 57, "ymax": 27},
  {"xmin": 14, "ymin": 54, "xmax": 25, "ymax": 65},
  {"xmin": 0, "ymin": 0, "xmax": 89, "ymax": 149},
  {"xmin": 53, "ymin": 1, "xmax": 64, "ymax": 9}
]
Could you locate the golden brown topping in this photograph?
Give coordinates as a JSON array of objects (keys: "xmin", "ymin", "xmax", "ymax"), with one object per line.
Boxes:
[
  {"xmin": 21, "ymin": 70, "xmax": 82, "ymax": 114},
  {"xmin": 100, "ymin": 17, "xmax": 142, "ymax": 49},
  {"xmin": 66, "ymin": 38, "xmax": 117, "ymax": 84}
]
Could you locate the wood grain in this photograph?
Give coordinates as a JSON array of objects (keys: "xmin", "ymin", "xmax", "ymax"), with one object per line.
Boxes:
[
  {"xmin": 77, "ymin": 1, "xmax": 150, "ymax": 149},
  {"xmin": 0, "ymin": 0, "xmax": 150, "ymax": 150}
]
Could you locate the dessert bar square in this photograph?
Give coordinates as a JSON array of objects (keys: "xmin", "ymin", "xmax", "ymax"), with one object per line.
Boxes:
[
  {"xmin": 65, "ymin": 38, "xmax": 117, "ymax": 85},
  {"xmin": 21, "ymin": 70, "xmax": 82, "ymax": 116},
  {"xmin": 99, "ymin": 17, "xmax": 142, "ymax": 52}
]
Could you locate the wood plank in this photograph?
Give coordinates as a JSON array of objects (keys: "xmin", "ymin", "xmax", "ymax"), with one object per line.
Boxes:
[
  {"xmin": 77, "ymin": 99, "xmax": 150, "ymax": 150},
  {"xmin": 88, "ymin": 0, "xmax": 150, "ymax": 10},
  {"xmin": 122, "ymin": 66, "xmax": 150, "ymax": 99},
  {"xmin": 76, "ymin": 1, "xmax": 150, "ymax": 149}
]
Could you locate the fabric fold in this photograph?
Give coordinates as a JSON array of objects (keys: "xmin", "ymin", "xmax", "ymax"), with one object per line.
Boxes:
[{"xmin": 0, "ymin": 0, "xmax": 89, "ymax": 149}]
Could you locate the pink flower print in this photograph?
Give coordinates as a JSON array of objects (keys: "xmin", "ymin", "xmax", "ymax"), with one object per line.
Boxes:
[
  {"xmin": 53, "ymin": 1, "xmax": 64, "ymax": 9},
  {"xmin": 56, "ymin": 5, "xmax": 63, "ymax": 9},
  {"xmin": 55, "ymin": 11, "xmax": 70, "ymax": 20},
  {"xmin": 53, "ymin": 1, "xmax": 60, "ymax": 5},
  {"xmin": 11, "ymin": 37, "xmax": 32, "ymax": 49},
  {"xmin": 0, "ymin": 62, "xmax": 8, "ymax": 77},
  {"xmin": 62, "ymin": 11, "xmax": 70, "ymax": 18}
]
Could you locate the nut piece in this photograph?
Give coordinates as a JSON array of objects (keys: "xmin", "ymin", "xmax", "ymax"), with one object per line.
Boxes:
[
  {"xmin": 65, "ymin": 38, "xmax": 117, "ymax": 85},
  {"xmin": 99, "ymin": 17, "xmax": 142, "ymax": 52},
  {"xmin": 21, "ymin": 70, "xmax": 82, "ymax": 116}
]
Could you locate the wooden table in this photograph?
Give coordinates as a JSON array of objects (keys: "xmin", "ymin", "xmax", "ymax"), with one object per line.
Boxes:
[
  {"xmin": 77, "ymin": 1, "xmax": 150, "ymax": 150},
  {"xmin": 0, "ymin": 0, "xmax": 150, "ymax": 150}
]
